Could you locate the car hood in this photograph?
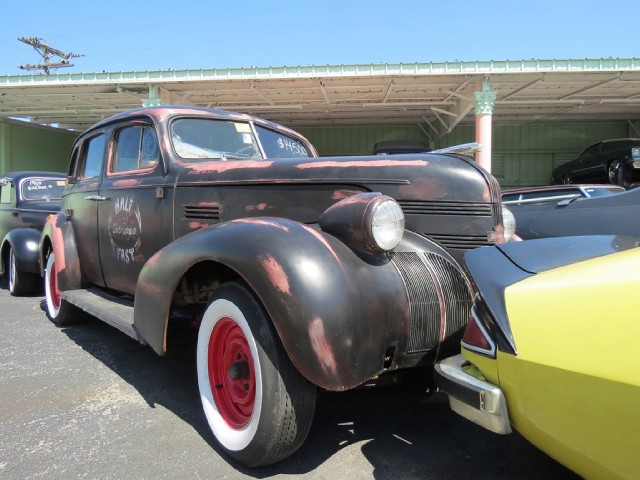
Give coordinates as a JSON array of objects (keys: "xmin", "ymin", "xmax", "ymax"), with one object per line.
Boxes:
[{"xmin": 495, "ymin": 235, "xmax": 640, "ymax": 274}]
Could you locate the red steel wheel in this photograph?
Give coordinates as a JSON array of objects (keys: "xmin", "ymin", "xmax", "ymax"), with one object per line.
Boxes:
[
  {"xmin": 208, "ymin": 317, "xmax": 256, "ymax": 429},
  {"xmin": 197, "ymin": 281, "xmax": 316, "ymax": 467}
]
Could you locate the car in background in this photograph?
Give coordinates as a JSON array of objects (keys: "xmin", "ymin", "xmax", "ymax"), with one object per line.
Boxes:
[
  {"xmin": 372, "ymin": 139, "xmax": 431, "ymax": 155},
  {"xmin": 509, "ymin": 185, "xmax": 640, "ymax": 240},
  {"xmin": 551, "ymin": 138, "xmax": 640, "ymax": 187},
  {"xmin": 0, "ymin": 172, "xmax": 65, "ymax": 296},
  {"xmin": 435, "ymin": 235, "xmax": 640, "ymax": 480},
  {"xmin": 502, "ymin": 184, "xmax": 624, "ymax": 206}
]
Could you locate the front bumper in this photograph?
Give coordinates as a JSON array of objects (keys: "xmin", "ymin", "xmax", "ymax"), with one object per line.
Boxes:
[{"xmin": 434, "ymin": 354, "xmax": 512, "ymax": 434}]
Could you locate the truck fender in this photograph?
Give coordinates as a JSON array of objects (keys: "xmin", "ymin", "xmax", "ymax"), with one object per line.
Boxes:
[
  {"xmin": 39, "ymin": 212, "xmax": 82, "ymax": 291},
  {"xmin": 134, "ymin": 217, "xmax": 415, "ymax": 391},
  {"xmin": 1, "ymin": 228, "xmax": 42, "ymax": 276}
]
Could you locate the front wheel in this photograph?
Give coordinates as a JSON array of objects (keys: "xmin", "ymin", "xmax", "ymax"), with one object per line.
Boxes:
[
  {"xmin": 8, "ymin": 247, "xmax": 39, "ymax": 296},
  {"xmin": 44, "ymin": 253, "xmax": 80, "ymax": 326},
  {"xmin": 197, "ymin": 281, "xmax": 316, "ymax": 467}
]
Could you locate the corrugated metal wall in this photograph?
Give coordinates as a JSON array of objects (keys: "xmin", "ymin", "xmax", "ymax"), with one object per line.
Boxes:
[
  {"xmin": 299, "ymin": 122, "xmax": 629, "ymax": 188},
  {"xmin": 0, "ymin": 118, "xmax": 76, "ymax": 174}
]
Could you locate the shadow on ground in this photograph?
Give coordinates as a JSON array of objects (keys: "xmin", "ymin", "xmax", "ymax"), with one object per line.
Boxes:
[{"xmin": 53, "ymin": 307, "xmax": 579, "ymax": 480}]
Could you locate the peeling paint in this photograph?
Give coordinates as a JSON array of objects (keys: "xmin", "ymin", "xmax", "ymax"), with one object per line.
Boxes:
[
  {"xmin": 258, "ymin": 254, "xmax": 291, "ymax": 295},
  {"xmin": 308, "ymin": 317, "xmax": 338, "ymax": 376},
  {"xmin": 297, "ymin": 159, "xmax": 428, "ymax": 169}
]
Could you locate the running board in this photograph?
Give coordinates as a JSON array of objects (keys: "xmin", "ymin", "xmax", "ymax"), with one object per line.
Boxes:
[{"xmin": 61, "ymin": 288, "xmax": 147, "ymax": 345}]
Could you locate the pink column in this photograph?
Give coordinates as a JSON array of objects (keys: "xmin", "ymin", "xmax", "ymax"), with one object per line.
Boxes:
[{"xmin": 474, "ymin": 81, "xmax": 496, "ymax": 173}]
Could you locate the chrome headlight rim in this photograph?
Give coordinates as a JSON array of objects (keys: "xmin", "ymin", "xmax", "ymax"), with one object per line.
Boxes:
[{"xmin": 368, "ymin": 197, "xmax": 405, "ymax": 253}]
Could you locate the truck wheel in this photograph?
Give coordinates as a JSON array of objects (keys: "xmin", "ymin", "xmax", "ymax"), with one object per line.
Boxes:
[
  {"xmin": 196, "ymin": 281, "xmax": 316, "ymax": 467},
  {"xmin": 8, "ymin": 247, "xmax": 39, "ymax": 296},
  {"xmin": 44, "ymin": 253, "xmax": 80, "ymax": 325}
]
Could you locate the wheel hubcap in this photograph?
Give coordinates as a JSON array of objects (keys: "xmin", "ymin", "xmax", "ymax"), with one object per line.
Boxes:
[{"xmin": 208, "ymin": 317, "xmax": 256, "ymax": 429}]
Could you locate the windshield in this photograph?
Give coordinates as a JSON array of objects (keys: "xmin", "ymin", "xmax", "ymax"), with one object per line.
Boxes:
[
  {"xmin": 171, "ymin": 118, "xmax": 262, "ymax": 160},
  {"xmin": 21, "ymin": 177, "xmax": 65, "ymax": 201}
]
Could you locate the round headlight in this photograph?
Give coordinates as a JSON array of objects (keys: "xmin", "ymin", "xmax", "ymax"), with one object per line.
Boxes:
[
  {"xmin": 370, "ymin": 198, "xmax": 405, "ymax": 251},
  {"xmin": 319, "ymin": 193, "xmax": 405, "ymax": 254},
  {"xmin": 501, "ymin": 205, "xmax": 516, "ymax": 242}
]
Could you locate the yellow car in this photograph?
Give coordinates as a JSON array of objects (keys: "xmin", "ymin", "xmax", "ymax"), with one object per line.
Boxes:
[{"xmin": 435, "ymin": 235, "xmax": 640, "ymax": 480}]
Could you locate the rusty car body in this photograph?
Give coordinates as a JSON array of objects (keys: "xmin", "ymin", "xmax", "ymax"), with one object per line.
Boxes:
[
  {"xmin": 39, "ymin": 106, "xmax": 511, "ymax": 467},
  {"xmin": 0, "ymin": 171, "xmax": 65, "ymax": 295}
]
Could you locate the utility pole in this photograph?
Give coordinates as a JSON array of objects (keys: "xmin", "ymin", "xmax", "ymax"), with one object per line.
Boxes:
[{"xmin": 17, "ymin": 37, "xmax": 83, "ymax": 74}]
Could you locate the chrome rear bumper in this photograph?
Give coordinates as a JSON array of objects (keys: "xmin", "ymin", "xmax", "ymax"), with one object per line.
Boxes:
[{"xmin": 434, "ymin": 354, "xmax": 512, "ymax": 434}]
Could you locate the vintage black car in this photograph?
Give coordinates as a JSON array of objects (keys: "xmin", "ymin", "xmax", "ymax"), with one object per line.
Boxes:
[
  {"xmin": 551, "ymin": 138, "xmax": 640, "ymax": 187},
  {"xmin": 0, "ymin": 171, "xmax": 65, "ymax": 295},
  {"xmin": 510, "ymin": 185, "xmax": 640, "ymax": 240},
  {"xmin": 37, "ymin": 106, "xmax": 512, "ymax": 467}
]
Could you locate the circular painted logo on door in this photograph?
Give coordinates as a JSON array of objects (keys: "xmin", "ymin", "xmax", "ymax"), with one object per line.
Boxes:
[{"xmin": 109, "ymin": 196, "xmax": 142, "ymax": 264}]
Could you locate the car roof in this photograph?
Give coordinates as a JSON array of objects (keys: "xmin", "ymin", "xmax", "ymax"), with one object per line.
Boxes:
[{"xmin": 0, "ymin": 171, "xmax": 66, "ymax": 183}]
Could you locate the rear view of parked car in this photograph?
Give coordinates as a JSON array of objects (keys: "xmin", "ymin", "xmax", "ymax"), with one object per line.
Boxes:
[
  {"xmin": 0, "ymin": 172, "xmax": 65, "ymax": 295},
  {"xmin": 552, "ymin": 138, "xmax": 640, "ymax": 187},
  {"xmin": 435, "ymin": 236, "xmax": 640, "ymax": 480}
]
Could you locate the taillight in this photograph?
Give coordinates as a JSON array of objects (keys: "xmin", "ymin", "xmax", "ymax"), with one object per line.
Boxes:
[{"xmin": 461, "ymin": 303, "xmax": 496, "ymax": 358}]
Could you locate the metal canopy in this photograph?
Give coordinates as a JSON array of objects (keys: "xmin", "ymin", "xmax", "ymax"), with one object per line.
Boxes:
[{"xmin": 1, "ymin": 58, "xmax": 639, "ymax": 139}]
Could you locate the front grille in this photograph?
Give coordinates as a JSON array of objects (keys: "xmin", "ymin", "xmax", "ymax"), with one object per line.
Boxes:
[
  {"xmin": 425, "ymin": 233, "xmax": 492, "ymax": 250},
  {"xmin": 398, "ymin": 200, "xmax": 492, "ymax": 217},
  {"xmin": 183, "ymin": 205, "xmax": 221, "ymax": 220},
  {"xmin": 391, "ymin": 251, "xmax": 472, "ymax": 354}
]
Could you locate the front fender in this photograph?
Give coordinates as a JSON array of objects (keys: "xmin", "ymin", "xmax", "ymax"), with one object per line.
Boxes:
[
  {"xmin": 40, "ymin": 213, "xmax": 82, "ymax": 291},
  {"xmin": 135, "ymin": 217, "xmax": 418, "ymax": 391},
  {"xmin": 1, "ymin": 228, "xmax": 42, "ymax": 275}
]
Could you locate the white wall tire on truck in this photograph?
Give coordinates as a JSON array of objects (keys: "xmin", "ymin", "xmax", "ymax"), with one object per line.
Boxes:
[
  {"xmin": 196, "ymin": 281, "xmax": 316, "ymax": 467},
  {"xmin": 44, "ymin": 253, "xmax": 80, "ymax": 325}
]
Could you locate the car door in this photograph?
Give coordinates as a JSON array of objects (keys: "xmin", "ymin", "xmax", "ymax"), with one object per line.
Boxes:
[
  {"xmin": 96, "ymin": 121, "xmax": 171, "ymax": 295},
  {"xmin": 576, "ymin": 143, "xmax": 605, "ymax": 182},
  {"xmin": 66, "ymin": 132, "xmax": 107, "ymax": 287}
]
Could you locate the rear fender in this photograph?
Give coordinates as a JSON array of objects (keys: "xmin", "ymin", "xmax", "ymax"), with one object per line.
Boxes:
[
  {"xmin": 135, "ymin": 217, "xmax": 416, "ymax": 391},
  {"xmin": 39, "ymin": 212, "xmax": 82, "ymax": 291},
  {"xmin": 1, "ymin": 228, "xmax": 42, "ymax": 275}
]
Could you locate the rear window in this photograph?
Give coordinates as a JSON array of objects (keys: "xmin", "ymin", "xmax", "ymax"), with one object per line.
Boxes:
[
  {"xmin": 255, "ymin": 125, "xmax": 311, "ymax": 158},
  {"xmin": 21, "ymin": 177, "xmax": 65, "ymax": 201}
]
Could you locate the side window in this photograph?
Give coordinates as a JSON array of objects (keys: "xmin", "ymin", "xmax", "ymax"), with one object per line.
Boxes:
[
  {"xmin": 0, "ymin": 184, "xmax": 14, "ymax": 204},
  {"xmin": 79, "ymin": 134, "xmax": 105, "ymax": 179},
  {"xmin": 255, "ymin": 125, "xmax": 312, "ymax": 158},
  {"xmin": 111, "ymin": 125, "xmax": 159, "ymax": 174}
]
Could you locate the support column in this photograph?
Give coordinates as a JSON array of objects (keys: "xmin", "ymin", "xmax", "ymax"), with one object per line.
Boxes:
[
  {"xmin": 474, "ymin": 80, "xmax": 496, "ymax": 172},
  {"xmin": 142, "ymin": 85, "xmax": 163, "ymax": 107}
]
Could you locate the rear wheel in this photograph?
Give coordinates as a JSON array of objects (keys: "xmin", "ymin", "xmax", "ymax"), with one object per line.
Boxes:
[
  {"xmin": 197, "ymin": 281, "xmax": 316, "ymax": 467},
  {"xmin": 608, "ymin": 160, "xmax": 621, "ymax": 184},
  {"xmin": 8, "ymin": 247, "xmax": 39, "ymax": 296},
  {"xmin": 44, "ymin": 253, "xmax": 80, "ymax": 325}
]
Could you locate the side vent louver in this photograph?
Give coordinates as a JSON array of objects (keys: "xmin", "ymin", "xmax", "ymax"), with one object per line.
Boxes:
[{"xmin": 183, "ymin": 205, "xmax": 221, "ymax": 221}]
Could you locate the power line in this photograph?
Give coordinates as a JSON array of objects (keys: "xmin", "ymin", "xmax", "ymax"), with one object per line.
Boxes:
[{"xmin": 17, "ymin": 37, "xmax": 83, "ymax": 74}]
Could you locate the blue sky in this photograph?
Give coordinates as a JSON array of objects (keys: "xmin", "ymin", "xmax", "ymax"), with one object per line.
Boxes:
[{"xmin": 1, "ymin": 0, "xmax": 638, "ymax": 76}]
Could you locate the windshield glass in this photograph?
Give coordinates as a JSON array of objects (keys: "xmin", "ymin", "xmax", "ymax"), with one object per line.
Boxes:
[
  {"xmin": 21, "ymin": 177, "xmax": 65, "ymax": 201},
  {"xmin": 171, "ymin": 118, "xmax": 262, "ymax": 160},
  {"xmin": 255, "ymin": 125, "xmax": 312, "ymax": 158}
]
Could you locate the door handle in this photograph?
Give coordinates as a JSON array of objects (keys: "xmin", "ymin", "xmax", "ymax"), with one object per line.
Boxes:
[{"xmin": 84, "ymin": 195, "xmax": 110, "ymax": 201}]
